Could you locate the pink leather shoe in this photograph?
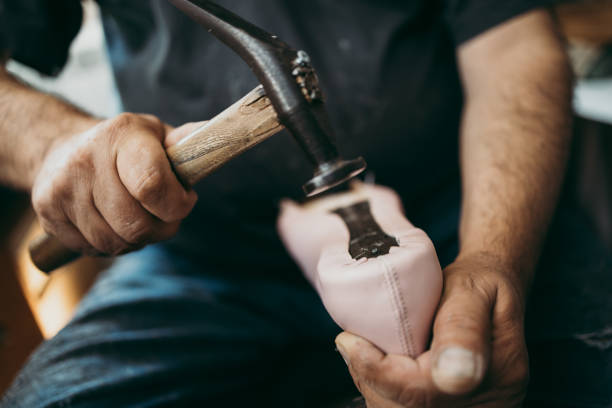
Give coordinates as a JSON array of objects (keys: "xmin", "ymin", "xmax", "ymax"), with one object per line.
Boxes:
[{"xmin": 277, "ymin": 183, "xmax": 443, "ymax": 357}]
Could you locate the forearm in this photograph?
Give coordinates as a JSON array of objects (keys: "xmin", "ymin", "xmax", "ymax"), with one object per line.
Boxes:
[
  {"xmin": 0, "ymin": 62, "xmax": 99, "ymax": 190},
  {"xmin": 456, "ymin": 10, "xmax": 573, "ymax": 291}
]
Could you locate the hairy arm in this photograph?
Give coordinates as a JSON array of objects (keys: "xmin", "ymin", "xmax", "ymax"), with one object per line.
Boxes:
[
  {"xmin": 0, "ymin": 60, "xmax": 98, "ymax": 190},
  {"xmin": 456, "ymin": 9, "xmax": 573, "ymax": 290},
  {"xmin": 335, "ymin": 10, "xmax": 574, "ymax": 407},
  {"xmin": 425, "ymin": 9, "xmax": 574, "ymax": 396},
  {"xmin": 0, "ymin": 58, "xmax": 196, "ymax": 256}
]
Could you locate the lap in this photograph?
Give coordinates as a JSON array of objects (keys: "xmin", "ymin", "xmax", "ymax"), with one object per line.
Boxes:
[
  {"xmin": 2, "ymin": 245, "xmax": 354, "ymax": 407},
  {"xmin": 4, "ymin": 204, "xmax": 611, "ymax": 408}
]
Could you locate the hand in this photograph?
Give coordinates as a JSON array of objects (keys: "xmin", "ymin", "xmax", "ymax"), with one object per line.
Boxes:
[
  {"xmin": 32, "ymin": 113, "xmax": 199, "ymax": 256},
  {"xmin": 335, "ymin": 253, "xmax": 529, "ymax": 407}
]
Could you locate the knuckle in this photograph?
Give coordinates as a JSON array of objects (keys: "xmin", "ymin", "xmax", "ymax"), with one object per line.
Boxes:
[
  {"xmin": 140, "ymin": 114, "xmax": 164, "ymax": 131},
  {"xmin": 31, "ymin": 190, "xmax": 53, "ymax": 219},
  {"xmin": 448, "ymin": 273, "xmax": 494, "ymax": 307},
  {"xmin": 37, "ymin": 217, "xmax": 59, "ymax": 237},
  {"xmin": 104, "ymin": 113, "xmax": 141, "ymax": 143},
  {"xmin": 51, "ymin": 173, "xmax": 77, "ymax": 203},
  {"xmin": 37, "ymin": 218, "xmax": 91, "ymax": 254},
  {"xmin": 113, "ymin": 112, "xmax": 138, "ymax": 129},
  {"xmin": 90, "ymin": 232, "xmax": 126, "ymax": 256},
  {"xmin": 90, "ymin": 237, "xmax": 112, "ymax": 255},
  {"xmin": 441, "ymin": 310, "xmax": 483, "ymax": 332},
  {"xmin": 71, "ymin": 147, "xmax": 95, "ymax": 171},
  {"xmin": 32, "ymin": 184, "xmax": 67, "ymax": 222},
  {"xmin": 110, "ymin": 113, "xmax": 164, "ymax": 139},
  {"xmin": 133, "ymin": 167, "xmax": 165, "ymax": 204},
  {"xmin": 357, "ymin": 358, "xmax": 377, "ymax": 376},
  {"xmin": 120, "ymin": 218, "xmax": 155, "ymax": 244}
]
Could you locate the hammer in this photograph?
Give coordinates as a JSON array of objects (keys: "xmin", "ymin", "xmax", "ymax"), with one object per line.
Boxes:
[{"xmin": 29, "ymin": 0, "xmax": 367, "ymax": 273}]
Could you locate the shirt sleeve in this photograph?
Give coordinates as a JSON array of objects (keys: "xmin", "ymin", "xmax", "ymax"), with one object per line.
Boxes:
[
  {"xmin": 444, "ymin": 0, "xmax": 556, "ymax": 45},
  {"xmin": 0, "ymin": 0, "xmax": 82, "ymax": 76}
]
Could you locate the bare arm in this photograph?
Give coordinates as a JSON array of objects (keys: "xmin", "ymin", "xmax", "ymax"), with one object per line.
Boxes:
[
  {"xmin": 426, "ymin": 9, "xmax": 573, "ymax": 396},
  {"xmin": 456, "ymin": 9, "xmax": 573, "ymax": 291},
  {"xmin": 0, "ymin": 61, "xmax": 97, "ymax": 190},
  {"xmin": 336, "ymin": 10, "xmax": 574, "ymax": 407}
]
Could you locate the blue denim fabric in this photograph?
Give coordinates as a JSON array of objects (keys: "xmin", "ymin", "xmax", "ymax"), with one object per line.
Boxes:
[{"xmin": 1, "ymin": 245, "xmax": 355, "ymax": 407}]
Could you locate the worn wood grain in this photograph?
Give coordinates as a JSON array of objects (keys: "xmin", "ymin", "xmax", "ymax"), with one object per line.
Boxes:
[{"xmin": 168, "ymin": 85, "xmax": 282, "ymax": 185}]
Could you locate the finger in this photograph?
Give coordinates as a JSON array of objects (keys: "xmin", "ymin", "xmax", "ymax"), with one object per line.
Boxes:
[
  {"xmin": 65, "ymin": 194, "xmax": 131, "ymax": 256},
  {"xmin": 430, "ymin": 276, "xmax": 493, "ymax": 395},
  {"xmin": 92, "ymin": 170, "xmax": 181, "ymax": 245},
  {"xmin": 337, "ymin": 335, "xmax": 394, "ymax": 407},
  {"xmin": 32, "ymin": 185, "xmax": 93, "ymax": 254},
  {"xmin": 164, "ymin": 121, "xmax": 208, "ymax": 148},
  {"xmin": 38, "ymin": 215, "xmax": 97, "ymax": 256},
  {"xmin": 116, "ymin": 128, "xmax": 198, "ymax": 222},
  {"xmin": 336, "ymin": 332, "xmax": 431, "ymax": 406}
]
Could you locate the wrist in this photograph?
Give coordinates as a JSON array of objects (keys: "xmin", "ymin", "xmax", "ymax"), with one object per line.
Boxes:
[{"xmin": 451, "ymin": 250, "xmax": 531, "ymax": 303}]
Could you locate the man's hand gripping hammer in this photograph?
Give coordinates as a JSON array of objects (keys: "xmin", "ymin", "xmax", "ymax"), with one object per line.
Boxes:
[{"xmin": 29, "ymin": 0, "xmax": 366, "ymax": 273}]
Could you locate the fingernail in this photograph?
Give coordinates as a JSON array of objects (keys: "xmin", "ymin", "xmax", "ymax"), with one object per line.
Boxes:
[
  {"xmin": 336, "ymin": 345, "xmax": 351, "ymax": 368},
  {"xmin": 432, "ymin": 347, "xmax": 484, "ymax": 394}
]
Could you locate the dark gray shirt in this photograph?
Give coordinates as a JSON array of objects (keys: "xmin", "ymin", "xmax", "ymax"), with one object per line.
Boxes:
[{"xmin": 1, "ymin": 0, "xmax": 548, "ymax": 279}]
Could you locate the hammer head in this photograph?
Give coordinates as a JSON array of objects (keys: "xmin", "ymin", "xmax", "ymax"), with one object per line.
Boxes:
[
  {"xmin": 283, "ymin": 50, "xmax": 367, "ymax": 196},
  {"xmin": 168, "ymin": 0, "xmax": 367, "ymax": 196}
]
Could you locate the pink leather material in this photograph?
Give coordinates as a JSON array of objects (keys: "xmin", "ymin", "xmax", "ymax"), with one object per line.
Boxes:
[{"xmin": 277, "ymin": 183, "xmax": 443, "ymax": 356}]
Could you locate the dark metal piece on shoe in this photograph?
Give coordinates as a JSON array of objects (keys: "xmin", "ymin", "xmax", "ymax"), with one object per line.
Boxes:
[{"xmin": 332, "ymin": 200, "xmax": 399, "ymax": 260}]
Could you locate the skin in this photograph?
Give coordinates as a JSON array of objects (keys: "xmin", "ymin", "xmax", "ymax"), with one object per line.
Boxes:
[
  {"xmin": 1, "ymin": 7, "xmax": 571, "ymax": 406},
  {"xmin": 0, "ymin": 60, "xmax": 200, "ymax": 256},
  {"xmin": 335, "ymin": 9, "xmax": 573, "ymax": 408}
]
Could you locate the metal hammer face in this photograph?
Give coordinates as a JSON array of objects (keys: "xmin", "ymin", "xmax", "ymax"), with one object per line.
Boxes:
[{"xmin": 167, "ymin": 0, "xmax": 366, "ymax": 196}]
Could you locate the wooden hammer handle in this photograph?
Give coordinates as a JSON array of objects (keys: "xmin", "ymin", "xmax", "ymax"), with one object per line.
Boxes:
[
  {"xmin": 29, "ymin": 86, "xmax": 283, "ymax": 273},
  {"xmin": 167, "ymin": 85, "xmax": 283, "ymax": 186}
]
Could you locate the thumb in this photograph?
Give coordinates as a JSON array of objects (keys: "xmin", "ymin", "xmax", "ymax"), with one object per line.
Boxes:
[
  {"xmin": 164, "ymin": 121, "xmax": 208, "ymax": 148},
  {"xmin": 430, "ymin": 275, "xmax": 493, "ymax": 395}
]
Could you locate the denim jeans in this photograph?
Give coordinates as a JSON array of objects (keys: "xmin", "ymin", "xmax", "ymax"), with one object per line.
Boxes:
[
  {"xmin": 2, "ymin": 245, "xmax": 356, "ymax": 407},
  {"xmin": 2, "ymin": 206, "xmax": 612, "ymax": 407}
]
